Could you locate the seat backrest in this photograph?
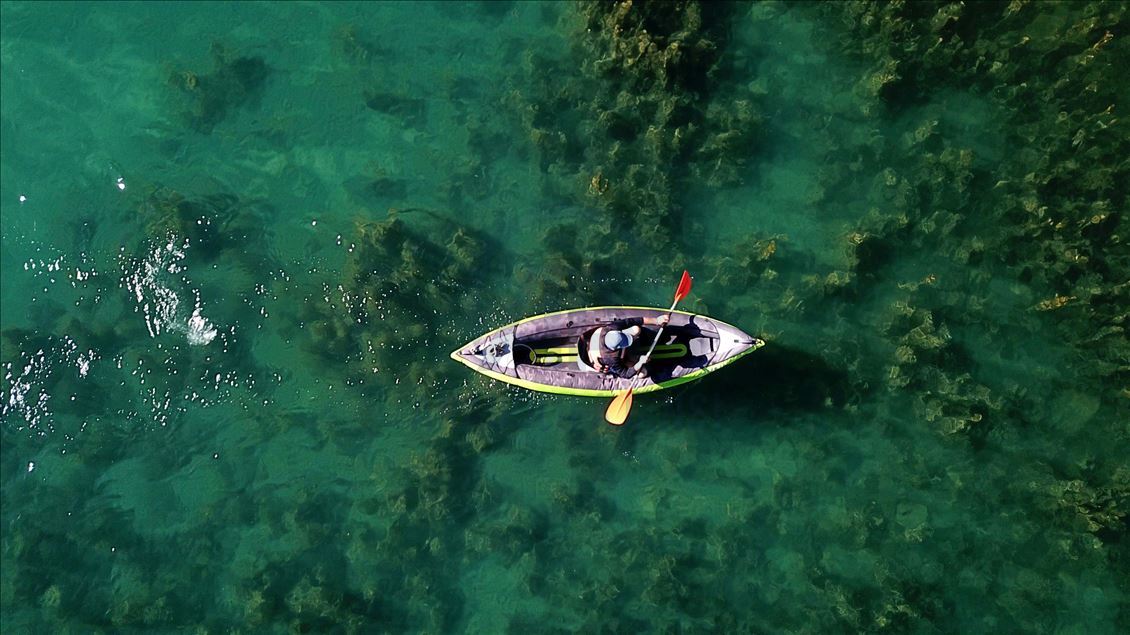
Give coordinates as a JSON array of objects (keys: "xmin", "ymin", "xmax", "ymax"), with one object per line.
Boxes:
[
  {"xmin": 575, "ymin": 333, "xmax": 596, "ymax": 371},
  {"xmin": 688, "ymin": 337, "xmax": 716, "ymax": 357}
]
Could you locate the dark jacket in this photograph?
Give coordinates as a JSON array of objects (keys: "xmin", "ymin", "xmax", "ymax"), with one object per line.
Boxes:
[{"xmin": 594, "ymin": 318, "xmax": 646, "ymax": 379}]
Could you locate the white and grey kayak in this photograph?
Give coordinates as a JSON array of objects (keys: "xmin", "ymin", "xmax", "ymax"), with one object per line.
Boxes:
[{"xmin": 450, "ymin": 306, "xmax": 765, "ymax": 397}]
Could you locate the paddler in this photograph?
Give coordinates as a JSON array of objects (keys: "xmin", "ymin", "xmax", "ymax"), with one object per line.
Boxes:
[{"xmin": 585, "ymin": 314, "xmax": 669, "ymax": 378}]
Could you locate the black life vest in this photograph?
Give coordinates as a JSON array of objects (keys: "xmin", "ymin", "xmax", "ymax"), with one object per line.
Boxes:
[{"xmin": 596, "ymin": 327, "xmax": 626, "ymax": 368}]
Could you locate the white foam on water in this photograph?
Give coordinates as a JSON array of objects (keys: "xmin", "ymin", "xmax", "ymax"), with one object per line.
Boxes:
[
  {"xmin": 1, "ymin": 337, "xmax": 97, "ymax": 433},
  {"xmin": 186, "ymin": 308, "xmax": 218, "ymax": 346},
  {"xmin": 2, "ymin": 350, "xmax": 51, "ymax": 431},
  {"xmin": 122, "ymin": 235, "xmax": 219, "ymax": 347}
]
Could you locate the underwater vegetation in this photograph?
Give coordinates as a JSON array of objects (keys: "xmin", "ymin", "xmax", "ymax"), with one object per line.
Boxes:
[
  {"xmin": 503, "ymin": 0, "xmax": 766, "ymax": 278},
  {"xmin": 168, "ymin": 43, "xmax": 269, "ymax": 134},
  {"xmin": 291, "ymin": 207, "xmax": 502, "ymax": 408},
  {"xmin": 800, "ymin": 0, "xmax": 1128, "ymax": 461},
  {"xmin": 497, "ymin": 1, "xmax": 1127, "ymax": 629},
  {"xmin": 135, "ymin": 186, "xmax": 278, "ymax": 264},
  {"xmin": 3, "ymin": 1, "xmax": 1128, "ymax": 632}
]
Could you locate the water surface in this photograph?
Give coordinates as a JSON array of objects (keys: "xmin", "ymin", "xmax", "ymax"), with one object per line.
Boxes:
[{"xmin": 2, "ymin": 1, "xmax": 1127, "ymax": 632}]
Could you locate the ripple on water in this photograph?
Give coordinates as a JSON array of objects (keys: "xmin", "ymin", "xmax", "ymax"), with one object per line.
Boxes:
[
  {"xmin": 1, "ymin": 231, "xmax": 259, "ymax": 445},
  {"xmin": 2, "ymin": 335, "xmax": 98, "ymax": 435},
  {"xmin": 121, "ymin": 234, "xmax": 218, "ymax": 346}
]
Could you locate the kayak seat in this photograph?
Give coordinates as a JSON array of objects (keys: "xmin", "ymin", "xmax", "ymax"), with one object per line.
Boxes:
[
  {"xmin": 689, "ymin": 337, "xmax": 715, "ymax": 357},
  {"xmin": 576, "ymin": 333, "xmax": 596, "ymax": 371}
]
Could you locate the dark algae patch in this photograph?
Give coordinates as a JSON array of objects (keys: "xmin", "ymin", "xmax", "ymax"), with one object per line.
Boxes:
[
  {"xmin": 1, "ymin": 1, "xmax": 1127, "ymax": 632},
  {"xmin": 169, "ymin": 43, "xmax": 270, "ymax": 134}
]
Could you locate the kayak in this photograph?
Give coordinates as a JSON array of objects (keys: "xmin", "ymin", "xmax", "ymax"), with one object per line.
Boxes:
[{"xmin": 450, "ymin": 306, "xmax": 765, "ymax": 397}]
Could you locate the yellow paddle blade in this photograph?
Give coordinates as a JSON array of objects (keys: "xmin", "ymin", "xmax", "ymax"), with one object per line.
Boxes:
[{"xmin": 605, "ymin": 389, "xmax": 634, "ymax": 426}]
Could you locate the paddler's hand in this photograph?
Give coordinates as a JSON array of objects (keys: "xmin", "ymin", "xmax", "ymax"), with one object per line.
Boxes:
[{"xmin": 656, "ymin": 314, "xmax": 670, "ymax": 327}]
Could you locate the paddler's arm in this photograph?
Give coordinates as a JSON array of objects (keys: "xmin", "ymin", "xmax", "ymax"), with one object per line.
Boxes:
[
  {"xmin": 622, "ymin": 315, "xmax": 670, "ymax": 336},
  {"xmin": 611, "ymin": 315, "xmax": 669, "ymax": 331},
  {"xmin": 629, "ymin": 314, "xmax": 671, "ymax": 372}
]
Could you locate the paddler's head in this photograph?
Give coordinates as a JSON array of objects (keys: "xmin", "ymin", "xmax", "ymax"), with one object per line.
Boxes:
[{"xmin": 604, "ymin": 330, "xmax": 634, "ymax": 350}]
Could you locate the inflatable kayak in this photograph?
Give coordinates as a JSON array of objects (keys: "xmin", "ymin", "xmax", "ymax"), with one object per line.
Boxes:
[{"xmin": 450, "ymin": 306, "xmax": 765, "ymax": 397}]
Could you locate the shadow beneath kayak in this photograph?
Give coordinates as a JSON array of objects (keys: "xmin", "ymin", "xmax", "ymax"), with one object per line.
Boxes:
[{"xmin": 669, "ymin": 343, "xmax": 856, "ymax": 420}]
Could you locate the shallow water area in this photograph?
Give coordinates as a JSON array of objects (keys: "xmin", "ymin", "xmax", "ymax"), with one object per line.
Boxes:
[{"xmin": 2, "ymin": 1, "xmax": 1128, "ymax": 632}]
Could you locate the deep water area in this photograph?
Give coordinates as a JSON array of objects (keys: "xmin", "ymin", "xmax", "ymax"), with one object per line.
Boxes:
[{"xmin": 2, "ymin": 1, "xmax": 1128, "ymax": 632}]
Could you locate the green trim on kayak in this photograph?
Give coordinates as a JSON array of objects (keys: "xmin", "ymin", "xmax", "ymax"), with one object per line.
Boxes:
[
  {"xmin": 533, "ymin": 346, "xmax": 577, "ymax": 355},
  {"xmin": 531, "ymin": 343, "xmax": 688, "ymax": 365}
]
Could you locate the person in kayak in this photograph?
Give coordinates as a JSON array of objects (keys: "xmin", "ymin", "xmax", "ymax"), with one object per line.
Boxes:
[{"xmin": 585, "ymin": 314, "xmax": 670, "ymax": 378}]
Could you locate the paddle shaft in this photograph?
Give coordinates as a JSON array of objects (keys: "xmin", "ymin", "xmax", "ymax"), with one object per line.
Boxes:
[
  {"xmin": 606, "ymin": 270, "xmax": 691, "ymax": 425},
  {"xmin": 606, "ymin": 309, "xmax": 674, "ymax": 426},
  {"xmin": 634, "ymin": 300, "xmax": 678, "ymax": 371}
]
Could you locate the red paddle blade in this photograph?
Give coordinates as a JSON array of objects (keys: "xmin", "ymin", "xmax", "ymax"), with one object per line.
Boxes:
[{"xmin": 674, "ymin": 270, "xmax": 693, "ymax": 303}]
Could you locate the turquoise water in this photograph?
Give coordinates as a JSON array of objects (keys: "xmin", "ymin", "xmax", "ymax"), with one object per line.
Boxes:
[{"xmin": 2, "ymin": 1, "xmax": 1127, "ymax": 632}]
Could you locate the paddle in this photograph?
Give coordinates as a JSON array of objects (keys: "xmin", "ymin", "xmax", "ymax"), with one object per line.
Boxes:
[{"xmin": 605, "ymin": 270, "xmax": 693, "ymax": 426}]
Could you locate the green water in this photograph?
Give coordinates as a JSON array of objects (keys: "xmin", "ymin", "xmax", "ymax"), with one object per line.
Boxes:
[{"xmin": 2, "ymin": 1, "xmax": 1127, "ymax": 632}]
